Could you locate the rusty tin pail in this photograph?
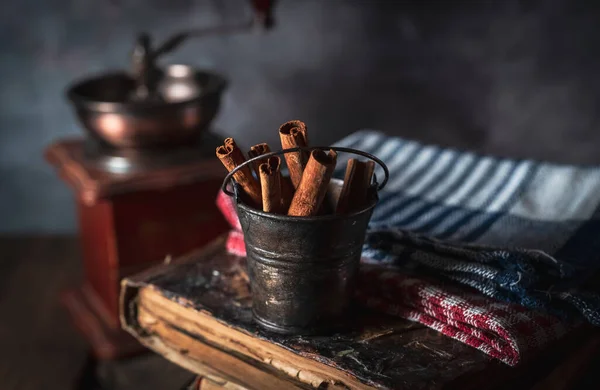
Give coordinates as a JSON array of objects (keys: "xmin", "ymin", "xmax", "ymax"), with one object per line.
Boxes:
[{"xmin": 221, "ymin": 146, "xmax": 388, "ymax": 335}]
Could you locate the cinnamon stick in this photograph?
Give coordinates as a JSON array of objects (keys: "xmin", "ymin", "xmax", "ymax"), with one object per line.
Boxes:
[
  {"xmin": 259, "ymin": 156, "xmax": 283, "ymax": 214},
  {"xmin": 248, "ymin": 143, "xmax": 271, "ymax": 178},
  {"xmin": 280, "ymin": 176, "xmax": 294, "ymax": 211},
  {"xmin": 216, "ymin": 138, "xmax": 262, "ymax": 207},
  {"xmin": 336, "ymin": 159, "xmax": 375, "ymax": 214},
  {"xmin": 279, "ymin": 120, "xmax": 309, "ymax": 189},
  {"xmin": 288, "ymin": 149, "xmax": 337, "ymax": 217},
  {"xmin": 248, "ymin": 143, "xmax": 294, "ymax": 209}
]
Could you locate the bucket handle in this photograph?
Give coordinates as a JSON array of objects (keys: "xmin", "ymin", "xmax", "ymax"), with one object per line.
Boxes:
[{"xmin": 221, "ymin": 146, "xmax": 389, "ymax": 197}]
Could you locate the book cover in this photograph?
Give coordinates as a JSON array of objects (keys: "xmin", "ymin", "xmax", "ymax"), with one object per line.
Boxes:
[{"xmin": 121, "ymin": 236, "xmax": 591, "ymax": 390}]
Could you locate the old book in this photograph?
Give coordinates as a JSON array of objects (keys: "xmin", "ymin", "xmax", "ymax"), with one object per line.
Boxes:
[
  {"xmin": 121, "ymin": 236, "xmax": 597, "ymax": 390},
  {"xmin": 185, "ymin": 375, "xmax": 247, "ymax": 390}
]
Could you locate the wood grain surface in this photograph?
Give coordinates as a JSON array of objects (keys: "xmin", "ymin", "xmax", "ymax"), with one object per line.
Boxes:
[
  {"xmin": 0, "ymin": 236, "xmax": 88, "ymax": 389},
  {"xmin": 0, "ymin": 236, "xmax": 194, "ymax": 390}
]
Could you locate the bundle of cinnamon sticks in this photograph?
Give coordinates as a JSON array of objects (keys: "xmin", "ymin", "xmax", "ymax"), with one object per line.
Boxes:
[{"xmin": 216, "ymin": 120, "xmax": 375, "ymax": 216}]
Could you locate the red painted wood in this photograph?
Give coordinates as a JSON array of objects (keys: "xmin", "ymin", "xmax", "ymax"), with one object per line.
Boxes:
[
  {"xmin": 113, "ymin": 179, "xmax": 228, "ymax": 269},
  {"xmin": 47, "ymin": 139, "xmax": 229, "ymax": 359},
  {"xmin": 77, "ymin": 198, "xmax": 120, "ymax": 327},
  {"xmin": 74, "ymin": 180, "xmax": 228, "ymax": 332},
  {"xmin": 61, "ymin": 286, "xmax": 144, "ymax": 360}
]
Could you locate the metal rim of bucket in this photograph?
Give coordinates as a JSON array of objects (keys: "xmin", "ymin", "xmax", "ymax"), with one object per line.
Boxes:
[
  {"xmin": 235, "ymin": 178, "xmax": 378, "ymax": 222},
  {"xmin": 221, "ymin": 145, "xmax": 389, "ymax": 199}
]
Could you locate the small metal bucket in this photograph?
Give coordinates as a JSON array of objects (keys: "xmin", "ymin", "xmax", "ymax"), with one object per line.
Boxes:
[{"xmin": 221, "ymin": 146, "xmax": 388, "ymax": 335}]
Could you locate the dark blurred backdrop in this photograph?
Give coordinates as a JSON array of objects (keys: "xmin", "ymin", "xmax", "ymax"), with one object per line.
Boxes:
[{"xmin": 2, "ymin": 0, "xmax": 600, "ymax": 232}]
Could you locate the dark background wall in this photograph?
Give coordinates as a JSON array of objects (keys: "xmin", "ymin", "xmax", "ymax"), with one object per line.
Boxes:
[{"xmin": 1, "ymin": 0, "xmax": 599, "ymax": 233}]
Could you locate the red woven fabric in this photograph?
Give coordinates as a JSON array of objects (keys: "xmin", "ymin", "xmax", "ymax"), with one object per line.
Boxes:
[{"xmin": 217, "ymin": 192, "xmax": 568, "ymax": 366}]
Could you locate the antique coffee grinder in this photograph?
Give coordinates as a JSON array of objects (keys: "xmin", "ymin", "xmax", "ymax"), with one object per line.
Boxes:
[{"xmin": 45, "ymin": 0, "xmax": 276, "ymax": 360}]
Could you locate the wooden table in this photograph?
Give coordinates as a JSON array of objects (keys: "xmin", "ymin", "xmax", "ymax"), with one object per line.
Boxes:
[{"xmin": 0, "ymin": 235, "xmax": 196, "ymax": 390}]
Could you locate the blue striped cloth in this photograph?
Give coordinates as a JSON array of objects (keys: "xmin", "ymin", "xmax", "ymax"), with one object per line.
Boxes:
[{"xmin": 333, "ymin": 130, "xmax": 600, "ymax": 325}]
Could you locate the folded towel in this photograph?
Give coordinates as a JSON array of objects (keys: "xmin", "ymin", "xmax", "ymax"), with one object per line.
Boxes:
[
  {"xmin": 332, "ymin": 130, "xmax": 600, "ymax": 326},
  {"xmin": 224, "ymin": 228, "xmax": 568, "ymax": 366}
]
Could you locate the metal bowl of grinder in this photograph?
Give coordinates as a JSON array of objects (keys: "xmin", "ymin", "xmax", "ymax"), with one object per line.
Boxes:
[{"xmin": 66, "ymin": 64, "xmax": 227, "ymax": 149}]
